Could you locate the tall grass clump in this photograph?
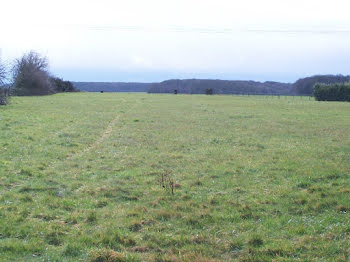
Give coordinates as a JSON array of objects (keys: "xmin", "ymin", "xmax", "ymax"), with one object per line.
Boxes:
[{"xmin": 0, "ymin": 87, "xmax": 10, "ymax": 105}]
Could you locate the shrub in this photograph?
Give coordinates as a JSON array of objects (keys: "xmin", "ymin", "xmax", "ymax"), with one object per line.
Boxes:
[
  {"xmin": 50, "ymin": 77, "xmax": 79, "ymax": 93},
  {"xmin": 314, "ymin": 82, "xmax": 350, "ymax": 101},
  {"xmin": 11, "ymin": 51, "xmax": 79, "ymax": 96},
  {"xmin": 205, "ymin": 88, "xmax": 213, "ymax": 95},
  {"xmin": 12, "ymin": 51, "xmax": 54, "ymax": 96}
]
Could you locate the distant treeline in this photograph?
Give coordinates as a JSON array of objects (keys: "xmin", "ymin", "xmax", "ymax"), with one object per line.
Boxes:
[
  {"xmin": 148, "ymin": 79, "xmax": 294, "ymax": 95},
  {"xmin": 73, "ymin": 82, "xmax": 153, "ymax": 92},
  {"xmin": 150, "ymin": 75, "xmax": 350, "ymax": 96},
  {"xmin": 293, "ymin": 75, "xmax": 350, "ymax": 95},
  {"xmin": 74, "ymin": 75, "xmax": 350, "ymax": 96},
  {"xmin": 314, "ymin": 82, "xmax": 350, "ymax": 101}
]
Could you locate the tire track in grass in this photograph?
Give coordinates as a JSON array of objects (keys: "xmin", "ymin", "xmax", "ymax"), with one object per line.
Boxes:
[
  {"xmin": 45, "ymin": 98, "xmax": 129, "ymax": 171},
  {"xmin": 68, "ymin": 112, "xmax": 120, "ymax": 159}
]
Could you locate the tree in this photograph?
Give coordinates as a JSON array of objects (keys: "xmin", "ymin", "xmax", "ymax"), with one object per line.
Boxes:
[
  {"xmin": 12, "ymin": 51, "xmax": 54, "ymax": 96},
  {"xmin": 205, "ymin": 88, "xmax": 213, "ymax": 95},
  {"xmin": 0, "ymin": 61, "xmax": 6, "ymax": 86}
]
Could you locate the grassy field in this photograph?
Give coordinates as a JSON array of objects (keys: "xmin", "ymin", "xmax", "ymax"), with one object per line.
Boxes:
[{"xmin": 0, "ymin": 93, "xmax": 349, "ymax": 261}]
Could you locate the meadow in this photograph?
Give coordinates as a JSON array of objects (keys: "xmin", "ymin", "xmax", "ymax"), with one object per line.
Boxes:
[{"xmin": 0, "ymin": 93, "xmax": 349, "ymax": 261}]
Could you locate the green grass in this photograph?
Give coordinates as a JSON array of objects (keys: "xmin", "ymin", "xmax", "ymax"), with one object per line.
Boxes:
[{"xmin": 0, "ymin": 93, "xmax": 349, "ymax": 261}]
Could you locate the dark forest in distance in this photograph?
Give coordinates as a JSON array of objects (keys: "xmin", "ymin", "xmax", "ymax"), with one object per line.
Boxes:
[{"xmin": 73, "ymin": 74, "xmax": 350, "ymax": 96}]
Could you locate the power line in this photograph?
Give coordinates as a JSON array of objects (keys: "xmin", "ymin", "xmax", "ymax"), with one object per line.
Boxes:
[
  {"xmin": 86, "ymin": 25, "xmax": 350, "ymax": 35},
  {"xmin": 24, "ymin": 24, "xmax": 350, "ymax": 35}
]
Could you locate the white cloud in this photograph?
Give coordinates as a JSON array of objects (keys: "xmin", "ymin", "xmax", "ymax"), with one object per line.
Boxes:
[{"xmin": 1, "ymin": 0, "xmax": 350, "ymax": 81}]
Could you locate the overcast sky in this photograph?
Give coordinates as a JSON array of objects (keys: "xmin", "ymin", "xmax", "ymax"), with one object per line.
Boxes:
[{"xmin": 1, "ymin": 0, "xmax": 350, "ymax": 82}]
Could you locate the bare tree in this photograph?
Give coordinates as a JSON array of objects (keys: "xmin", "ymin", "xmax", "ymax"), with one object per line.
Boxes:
[{"xmin": 12, "ymin": 51, "xmax": 54, "ymax": 96}]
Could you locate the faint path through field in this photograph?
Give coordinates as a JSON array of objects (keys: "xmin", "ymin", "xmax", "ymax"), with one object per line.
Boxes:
[
  {"xmin": 45, "ymin": 97, "xmax": 131, "ymax": 171},
  {"xmin": 67, "ymin": 113, "xmax": 120, "ymax": 160}
]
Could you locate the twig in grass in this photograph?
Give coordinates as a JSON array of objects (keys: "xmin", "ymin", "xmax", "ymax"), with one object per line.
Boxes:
[{"xmin": 158, "ymin": 171, "xmax": 176, "ymax": 195}]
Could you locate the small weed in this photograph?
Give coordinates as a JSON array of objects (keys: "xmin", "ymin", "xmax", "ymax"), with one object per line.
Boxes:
[
  {"xmin": 209, "ymin": 197, "xmax": 218, "ymax": 205},
  {"xmin": 86, "ymin": 211, "xmax": 98, "ymax": 223},
  {"xmin": 96, "ymin": 199, "xmax": 108, "ymax": 208},
  {"xmin": 45, "ymin": 231, "xmax": 63, "ymax": 246},
  {"xmin": 98, "ymin": 230, "xmax": 136, "ymax": 248},
  {"xmin": 190, "ymin": 235, "xmax": 208, "ymax": 244},
  {"xmin": 156, "ymin": 210, "xmax": 180, "ymax": 221},
  {"xmin": 336, "ymin": 205, "xmax": 348, "ymax": 212},
  {"xmin": 158, "ymin": 172, "xmax": 176, "ymax": 195},
  {"xmin": 191, "ymin": 180, "xmax": 203, "ymax": 186},
  {"xmin": 20, "ymin": 195, "xmax": 33, "ymax": 202},
  {"xmin": 340, "ymin": 188, "xmax": 350, "ymax": 193},
  {"xmin": 19, "ymin": 169, "xmax": 33, "ymax": 177},
  {"xmin": 296, "ymin": 182, "xmax": 310, "ymax": 189},
  {"xmin": 295, "ymin": 198, "xmax": 307, "ymax": 205},
  {"xmin": 62, "ymin": 243, "xmax": 81, "ymax": 257},
  {"xmin": 88, "ymin": 248, "xmax": 136, "ymax": 262},
  {"xmin": 229, "ymin": 240, "xmax": 243, "ymax": 252},
  {"xmin": 129, "ymin": 221, "xmax": 142, "ymax": 232},
  {"xmin": 248, "ymin": 235, "xmax": 264, "ymax": 247},
  {"xmin": 131, "ymin": 246, "xmax": 149, "ymax": 253}
]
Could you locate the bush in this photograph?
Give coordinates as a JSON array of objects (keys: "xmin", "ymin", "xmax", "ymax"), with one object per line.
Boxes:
[
  {"xmin": 314, "ymin": 82, "xmax": 350, "ymax": 101},
  {"xmin": 11, "ymin": 51, "xmax": 79, "ymax": 96},
  {"xmin": 50, "ymin": 77, "xmax": 79, "ymax": 93},
  {"xmin": 205, "ymin": 88, "xmax": 213, "ymax": 95},
  {"xmin": 12, "ymin": 51, "xmax": 54, "ymax": 96}
]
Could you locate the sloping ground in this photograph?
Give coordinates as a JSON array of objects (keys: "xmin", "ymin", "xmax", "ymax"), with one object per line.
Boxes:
[{"xmin": 0, "ymin": 93, "xmax": 349, "ymax": 261}]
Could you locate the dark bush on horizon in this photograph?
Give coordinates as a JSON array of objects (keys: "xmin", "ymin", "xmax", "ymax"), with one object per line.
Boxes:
[
  {"xmin": 205, "ymin": 88, "xmax": 213, "ymax": 95},
  {"xmin": 314, "ymin": 82, "xmax": 350, "ymax": 101},
  {"xmin": 50, "ymin": 77, "xmax": 79, "ymax": 93}
]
